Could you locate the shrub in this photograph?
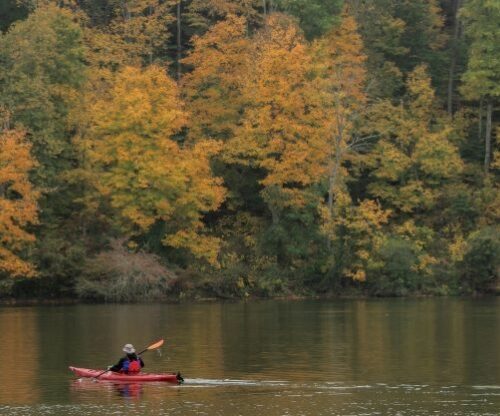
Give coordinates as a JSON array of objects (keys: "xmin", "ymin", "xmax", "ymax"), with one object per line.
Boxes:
[
  {"xmin": 76, "ymin": 240, "xmax": 176, "ymax": 302},
  {"xmin": 461, "ymin": 227, "xmax": 500, "ymax": 293},
  {"xmin": 366, "ymin": 238, "xmax": 420, "ymax": 296}
]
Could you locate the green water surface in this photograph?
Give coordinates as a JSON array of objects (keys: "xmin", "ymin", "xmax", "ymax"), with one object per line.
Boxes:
[{"xmin": 0, "ymin": 298, "xmax": 498, "ymax": 415}]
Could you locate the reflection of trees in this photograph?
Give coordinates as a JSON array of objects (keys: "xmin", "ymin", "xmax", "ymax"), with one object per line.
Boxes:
[
  {"xmin": 172, "ymin": 304, "xmax": 225, "ymax": 378},
  {"xmin": 0, "ymin": 307, "xmax": 39, "ymax": 403},
  {"xmin": 347, "ymin": 299, "xmax": 497, "ymax": 384},
  {"xmin": 1, "ymin": 300, "xmax": 497, "ymax": 408},
  {"xmin": 184, "ymin": 299, "xmax": 500, "ymax": 385},
  {"xmin": 222, "ymin": 301, "xmax": 345, "ymax": 380}
]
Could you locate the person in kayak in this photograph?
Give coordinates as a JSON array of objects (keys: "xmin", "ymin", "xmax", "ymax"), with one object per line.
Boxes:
[{"xmin": 109, "ymin": 344, "xmax": 145, "ymax": 374}]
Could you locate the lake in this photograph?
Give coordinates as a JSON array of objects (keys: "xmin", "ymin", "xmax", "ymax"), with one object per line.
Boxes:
[{"xmin": 0, "ymin": 298, "xmax": 498, "ymax": 415}]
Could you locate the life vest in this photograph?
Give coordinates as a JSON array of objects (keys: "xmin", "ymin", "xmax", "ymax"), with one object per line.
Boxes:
[{"xmin": 122, "ymin": 357, "xmax": 141, "ymax": 374}]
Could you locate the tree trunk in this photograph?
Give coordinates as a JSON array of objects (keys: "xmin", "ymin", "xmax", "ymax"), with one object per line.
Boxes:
[
  {"xmin": 121, "ymin": 0, "xmax": 130, "ymax": 20},
  {"xmin": 176, "ymin": 1, "xmax": 182, "ymax": 81},
  {"xmin": 447, "ymin": 0, "xmax": 462, "ymax": 115},
  {"xmin": 263, "ymin": 0, "xmax": 267, "ymax": 17},
  {"xmin": 148, "ymin": 5, "xmax": 153, "ymax": 64},
  {"xmin": 478, "ymin": 97, "xmax": 483, "ymax": 142},
  {"xmin": 327, "ymin": 132, "xmax": 343, "ymax": 251},
  {"xmin": 484, "ymin": 100, "xmax": 492, "ymax": 172},
  {"xmin": 328, "ymin": 146, "xmax": 341, "ymax": 214}
]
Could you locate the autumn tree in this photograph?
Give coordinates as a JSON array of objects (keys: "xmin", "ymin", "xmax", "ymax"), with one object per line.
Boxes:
[
  {"xmin": 362, "ymin": 66, "xmax": 464, "ymax": 278},
  {"xmin": 108, "ymin": 0, "xmax": 175, "ymax": 64},
  {"xmin": 0, "ymin": 4, "xmax": 89, "ymax": 284},
  {"xmin": 327, "ymin": 200, "xmax": 390, "ymax": 285},
  {"xmin": 367, "ymin": 66, "xmax": 463, "ymax": 213},
  {"xmin": 311, "ymin": 10, "xmax": 386, "ymax": 287},
  {"xmin": 83, "ymin": 66, "xmax": 226, "ymax": 264},
  {"xmin": 0, "ymin": 5, "xmax": 85, "ymax": 186},
  {"xmin": 227, "ymin": 14, "xmax": 325, "ymax": 204},
  {"xmin": 0, "ymin": 119, "xmax": 39, "ymax": 277},
  {"xmin": 313, "ymin": 10, "xmax": 367, "ymax": 222},
  {"xmin": 182, "ymin": 14, "xmax": 251, "ymax": 143},
  {"xmin": 223, "ymin": 14, "xmax": 328, "ymax": 267}
]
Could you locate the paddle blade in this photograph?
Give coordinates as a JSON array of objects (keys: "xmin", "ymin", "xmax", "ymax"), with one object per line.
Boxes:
[{"xmin": 147, "ymin": 339, "xmax": 164, "ymax": 351}]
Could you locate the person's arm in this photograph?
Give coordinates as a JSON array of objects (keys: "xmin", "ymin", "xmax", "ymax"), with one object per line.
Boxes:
[
  {"xmin": 109, "ymin": 358, "xmax": 124, "ymax": 372},
  {"xmin": 139, "ymin": 357, "xmax": 144, "ymax": 368}
]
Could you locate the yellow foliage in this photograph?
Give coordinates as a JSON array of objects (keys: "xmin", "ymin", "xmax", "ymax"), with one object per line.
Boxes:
[
  {"xmin": 415, "ymin": 254, "xmax": 438, "ymax": 275},
  {"xmin": 0, "ymin": 126, "xmax": 39, "ymax": 277},
  {"xmin": 449, "ymin": 234, "xmax": 467, "ymax": 262},
  {"xmin": 84, "ymin": 66, "xmax": 226, "ymax": 264},
  {"xmin": 393, "ymin": 220, "xmax": 435, "ymax": 252},
  {"xmin": 182, "ymin": 15, "xmax": 252, "ymax": 142},
  {"xmin": 108, "ymin": 0, "xmax": 174, "ymax": 65},
  {"xmin": 414, "ymin": 128, "xmax": 464, "ymax": 180},
  {"xmin": 346, "ymin": 269, "xmax": 366, "ymax": 282},
  {"xmin": 338, "ymin": 200, "xmax": 391, "ymax": 281},
  {"xmin": 183, "ymin": 10, "xmax": 369, "ymax": 229},
  {"xmin": 312, "ymin": 9, "xmax": 368, "ymax": 230},
  {"xmin": 224, "ymin": 14, "xmax": 328, "ymax": 208},
  {"xmin": 367, "ymin": 65, "xmax": 463, "ymax": 214}
]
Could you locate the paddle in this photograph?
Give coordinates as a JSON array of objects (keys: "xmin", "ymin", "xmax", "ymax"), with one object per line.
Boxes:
[{"xmin": 93, "ymin": 339, "xmax": 164, "ymax": 381}]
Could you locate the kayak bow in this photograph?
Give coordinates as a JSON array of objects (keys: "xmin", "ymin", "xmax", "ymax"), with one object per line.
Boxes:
[{"xmin": 69, "ymin": 366, "xmax": 183, "ymax": 383}]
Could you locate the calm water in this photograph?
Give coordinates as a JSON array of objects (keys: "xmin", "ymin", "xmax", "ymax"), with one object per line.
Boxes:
[{"xmin": 0, "ymin": 299, "xmax": 498, "ymax": 415}]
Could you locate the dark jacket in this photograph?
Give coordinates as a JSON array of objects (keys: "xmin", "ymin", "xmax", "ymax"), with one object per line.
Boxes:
[{"xmin": 109, "ymin": 353, "xmax": 144, "ymax": 373}]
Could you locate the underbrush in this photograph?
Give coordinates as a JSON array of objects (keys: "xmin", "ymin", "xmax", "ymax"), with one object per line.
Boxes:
[{"xmin": 76, "ymin": 240, "xmax": 177, "ymax": 302}]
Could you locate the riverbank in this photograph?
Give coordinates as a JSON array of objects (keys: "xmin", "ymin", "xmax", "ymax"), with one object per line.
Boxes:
[
  {"xmin": 1, "ymin": 262, "xmax": 498, "ymax": 305},
  {"xmin": 1, "ymin": 290, "xmax": 498, "ymax": 307}
]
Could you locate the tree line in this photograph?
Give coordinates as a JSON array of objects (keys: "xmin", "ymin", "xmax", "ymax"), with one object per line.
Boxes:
[{"xmin": 0, "ymin": 0, "xmax": 498, "ymax": 301}]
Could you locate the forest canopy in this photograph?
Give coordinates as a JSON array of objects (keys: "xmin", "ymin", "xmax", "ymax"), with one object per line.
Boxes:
[{"xmin": 0, "ymin": 0, "xmax": 498, "ymax": 300}]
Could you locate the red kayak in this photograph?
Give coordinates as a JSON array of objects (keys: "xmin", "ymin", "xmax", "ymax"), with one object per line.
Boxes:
[{"xmin": 69, "ymin": 366, "xmax": 183, "ymax": 383}]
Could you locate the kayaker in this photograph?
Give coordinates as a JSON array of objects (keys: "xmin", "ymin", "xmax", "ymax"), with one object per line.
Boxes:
[{"xmin": 109, "ymin": 344, "xmax": 145, "ymax": 374}]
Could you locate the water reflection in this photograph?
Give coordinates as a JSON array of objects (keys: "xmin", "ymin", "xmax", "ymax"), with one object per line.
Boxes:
[
  {"xmin": 70, "ymin": 380, "xmax": 143, "ymax": 400},
  {"xmin": 0, "ymin": 308, "xmax": 40, "ymax": 403},
  {"xmin": 0, "ymin": 298, "xmax": 498, "ymax": 415}
]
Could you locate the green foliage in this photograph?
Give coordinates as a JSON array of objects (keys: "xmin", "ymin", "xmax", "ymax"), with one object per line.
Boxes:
[
  {"xmin": 460, "ymin": 0, "xmax": 500, "ymax": 100},
  {"xmin": 461, "ymin": 227, "xmax": 500, "ymax": 293},
  {"xmin": 0, "ymin": 5, "xmax": 85, "ymax": 184},
  {"xmin": 0, "ymin": 0, "xmax": 29, "ymax": 32},
  {"xmin": 0, "ymin": 5, "xmax": 88, "ymax": 287},
  {"xmin": 275, "ymin": 0, "xmax": 342, "ymax": 39},
  {"xmin": 35, "ymin": 233, "xmax": 87, "ymax": 293},
  {"xmin": 367, "ymin": 238, "xmax": 421, "ymax": 296},
  {"xmin": 348, "ymin": 0, "xmax": 447, "ymax": 97}
]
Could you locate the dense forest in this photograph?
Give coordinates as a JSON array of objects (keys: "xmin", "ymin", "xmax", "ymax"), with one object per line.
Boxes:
[{"xmin": 0, "ymin": 0, "xmax": 498, "ymax": 301}]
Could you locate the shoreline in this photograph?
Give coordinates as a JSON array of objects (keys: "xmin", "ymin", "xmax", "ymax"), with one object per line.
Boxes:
[{"xmin": 1, "ymin": 292, "xmax": 497, "ymax": 306}]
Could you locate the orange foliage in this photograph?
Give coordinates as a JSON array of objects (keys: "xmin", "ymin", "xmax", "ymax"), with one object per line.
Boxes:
[
  {"xmin": 226, "ymin": 14, "xmax": 327, "ymax": 210},
  {"xmin": 313, "ymin": 9, "xmax": 367, "ymax": 213},
  {"xmin": 0, "ymin": 126, "xmax": 39, "ymax": 277},
  {"xmin": 182, "ymin": 15, "xmax": 252, "ymax": 142}
]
